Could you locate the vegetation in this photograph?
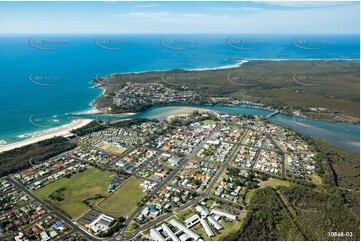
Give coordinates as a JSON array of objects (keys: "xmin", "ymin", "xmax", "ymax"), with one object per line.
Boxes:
[
  {"xmin": 279, "ymin": 185, "xmax": 360, "ymax": 241},
  {"xmin": 169, "ymin": 111, "xmax": 219, "ymax": 127},
  {"xmin": 49, "ymin": 187, "xmax": 67, "ymax": 201},
  {"xmin": 225, "ymin": 135, "xmax": 360, "ymax": 241},
  {"xmin": 94, "ymin": 60, "xmax": 360, "ymax": 122},
  {"xmin": 301, "ymin": 135, "xmax": 360, "ymax": 191},
  {"xmin": 95, "ymin": 177, "xmax": 146, "ymax": 218},
  {"xmin": 0, "ymin": 137, "xmax": 76, "ymax": 177},
  {"xmin": 71, "ymin": 118, "xmax": 159, "ymax": 136},
  {"xmin": 33, "ymin": 166, "xmax": 114, "ymax": 218},
  {"xmin": 70, "ymin": 120, "xmax": 105, "ymax": 136},
  {"xmin": 224, "ymin": 187, "xmax": 305, "ymax": 241}
]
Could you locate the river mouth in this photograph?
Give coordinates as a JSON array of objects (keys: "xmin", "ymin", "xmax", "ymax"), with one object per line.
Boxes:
[{"xmin": 72, "ymin": 103, "xmax": 360, "ymax": 154}]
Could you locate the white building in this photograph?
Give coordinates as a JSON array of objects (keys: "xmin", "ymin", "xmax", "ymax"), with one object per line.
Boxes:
[
  {"xmin": 200, "ymin": 219, "xmax": 214, "ymax": 237},
  {"xmin": 211, "ymin": 209, "xmax": 236, "ymax": 220},
  {"xmin": 170, "ymin": 219, "xmax": 201, "ymax": 241},
  {"xmin": 161, "ymin": 223, "xmax": 180, "ymax": 241},
  {"xmin": 89, "ymin": 214, "xmax": 116, "ymax": 234},
  {"xmin": 195, "ymin": 205, "xmax": 209, "ymax": 217},
  {"xmin": 207, "ymin": 216, "xmax": 223, "ymax": 231},
  {"xmin": 40, "ymin": 231, "xmax": 50, "ymax": 241},
  {"xmin": 150, "ymin": 228, "xmax": 166, "ymax": 241},
  {"xmin": 184, "ymin": 214, "xmax": 200, "ymax": 226}
]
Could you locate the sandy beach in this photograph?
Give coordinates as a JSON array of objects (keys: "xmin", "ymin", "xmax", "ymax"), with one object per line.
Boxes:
[
  {"xmin": 0, "ymin": 119, "xmax": 93, "ymax": 153},
  {"xmin": 164, "ymin": 107, "xmax": 217, "ymax": 121}
]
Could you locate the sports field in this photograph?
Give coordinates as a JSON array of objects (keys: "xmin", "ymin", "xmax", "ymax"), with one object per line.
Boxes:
[
  {"xmin": 95, "ymin": 177, "xmax": 145, "ymax": 218},
  {"xmin": 100, "ymin": 144, "xmax": 127, "ymax": 154},
  {"xmin": 33, "ymin": 166, "xmax": 114, "ymax": 218}
]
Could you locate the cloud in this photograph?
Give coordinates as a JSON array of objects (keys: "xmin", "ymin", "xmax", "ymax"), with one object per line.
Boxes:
[
  {"xmin": 109, "ymin": 3, "xmax": 359, "ymax": 34},
  {"xmin": 0, "ymin": 1, "xmax": 359, "ymax": 34},
  {"xmin": 116, "ymin": 11, "xmax": 171, "ymax": 19},
  {"xmin": 136, "ymin": 3, "xmax": 160, "ymax": 8},
  {"xmin": 262, "ymin": 1, "xmax": 356, "ymax": 8},
  {"xmin": 206, "ymin": 7, "xmax": 267, "ymax": 12}
]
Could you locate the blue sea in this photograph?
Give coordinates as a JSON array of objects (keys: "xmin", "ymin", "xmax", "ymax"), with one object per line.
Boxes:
[{"xmin": 0, "ymin": 34, "xmax": 359, "ymax": 152}]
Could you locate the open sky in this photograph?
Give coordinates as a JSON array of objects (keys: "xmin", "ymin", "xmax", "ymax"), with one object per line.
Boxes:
[{"xmin": 0, "ymin": 1, "xmax": 359, "ymax": 34}]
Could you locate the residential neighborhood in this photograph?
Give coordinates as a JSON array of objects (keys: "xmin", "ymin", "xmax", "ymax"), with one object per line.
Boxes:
[
  {"xmin": 1, "ymin": 113, "xmax": 319, "ymax": 241},
  {"xmin": 112, "ymin": 82, "xmax": 199, "ymax": 112}
]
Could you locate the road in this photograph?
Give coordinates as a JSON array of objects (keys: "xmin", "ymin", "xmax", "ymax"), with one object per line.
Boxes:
[
  {"xmin": 114, "ymin": 124, "xmax": 219, "ymax": 240},
  {"xmin": 117, "ymin": 121, "xmax": 290, "ymax": 240},
  {"xmin": 4, "ymin": 118, "xmax": 291, "ymax": 241},
  {"xmin": 6, "ymin": 177, "xmax": 98, "ymax": 241}
]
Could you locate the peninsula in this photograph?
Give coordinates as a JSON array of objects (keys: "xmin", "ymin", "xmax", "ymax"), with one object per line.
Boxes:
[{"xmin": 92, "ymin": 60, "xmax": 360, "ymax": 123}]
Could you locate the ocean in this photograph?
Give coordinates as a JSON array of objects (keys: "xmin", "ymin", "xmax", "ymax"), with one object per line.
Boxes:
[{"xmin": 0, "ymin": 34, "xmax": 359, "ymax": 150}]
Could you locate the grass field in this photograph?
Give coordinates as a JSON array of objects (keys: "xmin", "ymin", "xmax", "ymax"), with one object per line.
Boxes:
[
  {"xmin": 95, "ymin": 177, "xmax": 145, "ymax": 218},
  {"xmin": 245, "ymin": 178, "xmax": 292, "ymax": 204},
  {"xmin": 259, "ymin": 178, "xmax": 292, "ymax": 188},
  {"xmin": 33, "ymin": 166, "xmax": 114, "ymax": 219},
  {"xmin": 100, "ymin": 144, "xmax": 127, "ymax": 154},
  {"xmin": 202, "ymin": 119, "xmax": 217, "ymax": 124}
]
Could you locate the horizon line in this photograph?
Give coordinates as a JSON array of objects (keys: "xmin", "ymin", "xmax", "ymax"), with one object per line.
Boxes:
[{"xmin": 0, "ymin": 33, "xmax": 359, "ymax": 35}]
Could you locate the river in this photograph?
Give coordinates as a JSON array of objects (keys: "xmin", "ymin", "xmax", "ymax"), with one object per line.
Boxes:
[{"xmin": 76, "ymin": 103, "xmax": 360, "ymax": 154}]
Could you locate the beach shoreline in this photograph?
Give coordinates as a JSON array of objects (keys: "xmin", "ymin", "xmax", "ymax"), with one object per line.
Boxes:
[
  {"xmin": 0, "ymin": 119, "xmax": 93, "ymax": 153},
  {"xmin": 0, "ymin": 107, "xmax": 213, "ymax": 154}
]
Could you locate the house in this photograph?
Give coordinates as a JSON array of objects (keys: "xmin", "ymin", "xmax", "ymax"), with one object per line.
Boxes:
[
  {"xmin": 141, "ymin": 207, "xmax": 150, "ymax": 217},
  {"xmin": 108, "ymin": 183, "xmax": 115, "ymax": 191},
  {"xmin": 49, "ymin": 230, "xmax": 58, "ymax": 238},
  {"xmin": 14, "ymin": 232, "xmax": 24, "ymax": 241},
  {"xmin": 32, "ymin": 225, "xmax": 41, "ymax": 233},
  {"xmin": 215, "ymin": 186, "xmax": 224, "ymax": 196},
  {"xmin": 40, "ymin": 231, "xmax": 50, "ymax": 241}
]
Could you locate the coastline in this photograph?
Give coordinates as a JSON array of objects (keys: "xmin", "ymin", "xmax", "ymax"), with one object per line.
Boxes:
[
  {"xmin": 93, "ymin": 59, "xmax": 359, "ymax": 125},
  {"xmin": 0, "ymin": 119, "xmax": 93, "ymax": 153},
  {"xmin": 0, "ymin": 107, "xmax": 212, "ymax": 153},
  {"xmin": 1, "ymin": 60, "xmax": 359, "ymax": 154}
]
